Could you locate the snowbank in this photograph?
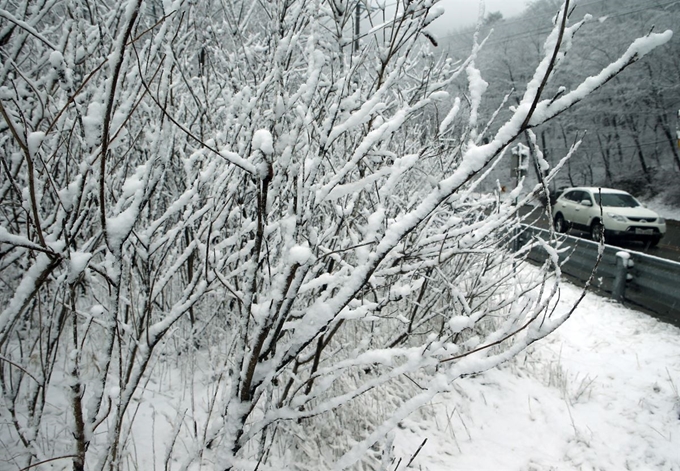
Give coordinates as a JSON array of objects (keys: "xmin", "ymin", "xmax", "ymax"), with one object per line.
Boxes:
[{"xmin": 393, "ymin": 283, "xmax": 680, "ymax": 470}]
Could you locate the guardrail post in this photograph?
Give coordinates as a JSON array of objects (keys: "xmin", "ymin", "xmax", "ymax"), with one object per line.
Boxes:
[{"xmin": 612, "ymin": 251, "xmax": 630, "ymax": 302}]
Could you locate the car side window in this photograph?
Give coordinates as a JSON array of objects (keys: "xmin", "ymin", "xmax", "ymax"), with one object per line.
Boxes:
[
  {"xmin": 563, "ymin": 191, "xmax": 577, "ymax": 202},
  {"xmin": 567, "ymin": 190, "xmax": 582, "ymax": 202},
  {"xmin": 581, "ymin": 193, "xmax": 593, "ymax": 205}
]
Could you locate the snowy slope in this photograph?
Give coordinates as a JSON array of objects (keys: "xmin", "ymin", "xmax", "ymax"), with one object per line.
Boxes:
[
  {"xmin": 394, "ymin": 284, "xmax": 680, "ymax": 470},
  {"xmin": 644, "ymin": 198, "xmax": 680, "ymax": 223}
]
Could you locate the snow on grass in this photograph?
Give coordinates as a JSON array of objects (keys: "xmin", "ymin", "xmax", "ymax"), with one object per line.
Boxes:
[
  {"xmin": 393, "ymin": 282, "xmax": 680, "ymax": 470},
  {"xmin": 39, "ymin": 275, "xmax": 677, "ymax": 471}
]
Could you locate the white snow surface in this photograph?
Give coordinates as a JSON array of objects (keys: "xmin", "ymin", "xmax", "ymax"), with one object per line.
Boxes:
[
  {"xmin": 103, "ymin": 278, "xmax": 680, "ymax": 471},
  {"xmin": 642, "ymin": 197, "xmax": 680, "ymax": 222},
  {"xmin": 67, "ymin": 251, "xmax": 92, "ymax": 283},
  {"xmin": 289, "ymin": 245, "xmax": 312, "ymax": 265},
  {"xmin": 615, "ymin": 250, "xmax": 630, "ymax": 261},
  {"xmin": 392, "ymin": 283, "xmax": 680, "ymax": 471},
  {"xmin": 252, "ymin": 129, "xmax": 274, "ymax": 155}
]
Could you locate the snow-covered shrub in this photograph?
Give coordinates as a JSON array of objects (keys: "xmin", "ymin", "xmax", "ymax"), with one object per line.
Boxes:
[{"xmin": 0, "ymin": 0, "xmax": 671, "ymax": 469}]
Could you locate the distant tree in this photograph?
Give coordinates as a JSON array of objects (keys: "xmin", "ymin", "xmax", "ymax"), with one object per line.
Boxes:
[{"xmin": 484, "ymin": 11, "xmax": 504, "ymax": 26}]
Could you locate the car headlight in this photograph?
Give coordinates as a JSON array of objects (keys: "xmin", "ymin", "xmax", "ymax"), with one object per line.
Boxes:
[
  {"xmin": 606, "ymin": 213, "xmax": 627, "ymax": 223},
  {"xmin": 658, "ymin": 217, "xmax": 665, "ymax": 224}
]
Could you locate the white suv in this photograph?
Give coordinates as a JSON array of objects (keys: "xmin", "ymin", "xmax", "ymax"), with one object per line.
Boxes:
[{"xmin": 553, "ymin": 187, "xmax": 666, "ymax": 246}]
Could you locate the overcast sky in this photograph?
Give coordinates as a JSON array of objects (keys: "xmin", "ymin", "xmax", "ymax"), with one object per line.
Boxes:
[{"xmin": 428, "ymin": 0, "xmax": 529, "ymax": 35}]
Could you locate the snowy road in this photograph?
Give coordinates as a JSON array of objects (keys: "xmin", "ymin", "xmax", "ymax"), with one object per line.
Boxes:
[{"xmin": 394, "ymin": 281, "xmax": 680, "ymax": 470}]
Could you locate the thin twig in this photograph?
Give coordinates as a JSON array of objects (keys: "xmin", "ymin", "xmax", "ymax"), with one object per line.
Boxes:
[
  {"xmin": 0, "ymin": 355, "xmax": 42, "ymax": 384},
  {"xmin": 0, "ymin": 100, "xmax": 47, "ymax": 247},
  {"xmin": 519, "ymin": 0, "xmax": 570, "ymax": 131},
  {"xmin": 99, "ymin": 0, "xmax": 145, "ymax": 245},
  {"xmin": 404, "ymin": 438, "xmax": 427, "ymax": 469},
  {"xmin": 19, "ymin": 455, "xmax": 77, "ymax": 471}
]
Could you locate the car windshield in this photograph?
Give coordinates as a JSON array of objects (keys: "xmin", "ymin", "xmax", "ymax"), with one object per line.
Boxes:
[{"xmin": 594, "ymin": 193, "xmax": 640, "ymax": 208}]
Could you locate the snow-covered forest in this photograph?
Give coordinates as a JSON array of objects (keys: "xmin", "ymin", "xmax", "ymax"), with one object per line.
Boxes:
[
  {"xmin": 0, "ymin": 0, "xmax": 674, "ymax": 469},
  {"xmin": 445, "ymin": 0, "xmax": 680, "ymax": 202}
]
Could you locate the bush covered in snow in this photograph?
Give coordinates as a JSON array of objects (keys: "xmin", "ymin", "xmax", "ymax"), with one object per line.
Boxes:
[{"xmin": 0, "ymin": 0, "xmax": 671, "ymax": 469}]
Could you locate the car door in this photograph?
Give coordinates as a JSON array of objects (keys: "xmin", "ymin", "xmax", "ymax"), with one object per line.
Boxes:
[
  {"xmin": 570, "ymin": 190, "xmax": 594, "ymax": 228},
  {"xmin": 557, "ymin": 190, "xmax": 580, "ymax": 224}
]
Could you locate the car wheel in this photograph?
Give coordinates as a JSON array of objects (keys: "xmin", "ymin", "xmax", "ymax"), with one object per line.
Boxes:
[
  {"xmin": 554, "ymin": 214, "xmax": 567, "ymax": 233},
  {"xmin": 649, "ymin": 236, "xmax": 661, "ymax": 248},
  {"xmin": 591, "ymin": 220, "xmax": 604, "ymax": 243}
]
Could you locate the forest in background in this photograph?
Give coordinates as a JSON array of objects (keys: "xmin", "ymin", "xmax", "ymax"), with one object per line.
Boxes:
[{"xmin": 443, "ymin": 0, "xmax": 680, "ymax": 202}]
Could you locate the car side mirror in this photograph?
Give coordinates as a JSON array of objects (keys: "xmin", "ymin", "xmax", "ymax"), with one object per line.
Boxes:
[{"xmin": 581, "ymin": 200, "xmax": 593, "ymax": 207}]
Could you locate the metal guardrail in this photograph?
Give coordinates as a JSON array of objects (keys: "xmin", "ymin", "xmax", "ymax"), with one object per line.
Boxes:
[{"xmin": 518, "ymin": 225, "xmax": 680, "ymax": 327}]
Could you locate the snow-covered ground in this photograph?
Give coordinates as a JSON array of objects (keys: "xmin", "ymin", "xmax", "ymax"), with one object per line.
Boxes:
[
  {"xmin": 643, "ymin": 196, "xmax": 680, "ymax": 222},
  {"xmin": 110, "ymin": 276, "xmax": 680, "ymax": 471},
  {"xmin": 394, "ymin": 282, "xmax": 680, "ymax": 470},
  {"xmin": 7, "ymin": 274, "xmax": 676, "ymax": 471}
]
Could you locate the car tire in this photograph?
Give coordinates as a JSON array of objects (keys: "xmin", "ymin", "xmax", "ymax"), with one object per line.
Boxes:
[
  {"xmin": 590, "ymin": 220, "xmax": 604, "ymax": 243},
  {"xmin": 649, "ymin": 236, "xmax": 661, "ymax": 248},
  {"xmin": 554, "ymin": 214, "xmax": 567, "ymax": 233}
]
